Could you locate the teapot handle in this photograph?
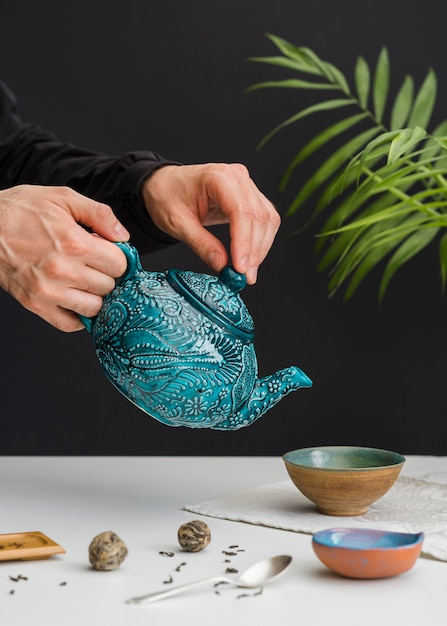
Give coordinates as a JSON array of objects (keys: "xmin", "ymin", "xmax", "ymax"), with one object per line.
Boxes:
[
  {"xmin": 114, "ymin": 241, "xmax": 144, "ymax": 281},
  {"xmin": 80, "ymin": 241, "xmax": 142, "ymax": 333}
]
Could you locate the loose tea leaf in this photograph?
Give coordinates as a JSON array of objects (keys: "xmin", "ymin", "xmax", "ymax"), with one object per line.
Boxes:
[
  {"xmin": 175, "ymin": 562, "xmax": 187, "ymax": 572},
  {"xmin": 8, "ymin": 575, "xmax": 26, "ymax": 582},
  {"xmin": 237, "ymin": 588, "xmax": 263, "ymax": 599}
]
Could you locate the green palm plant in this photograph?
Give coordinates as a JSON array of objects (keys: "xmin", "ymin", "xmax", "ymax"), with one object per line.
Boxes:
[{"xmin": 247, "ymin": 34, "xmax": 447, "ymax": 302}]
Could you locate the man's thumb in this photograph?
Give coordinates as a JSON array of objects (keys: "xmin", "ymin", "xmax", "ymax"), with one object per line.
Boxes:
[{"xmin": 69, "ymin": 193, "xmax": 130, "ymax": 241}]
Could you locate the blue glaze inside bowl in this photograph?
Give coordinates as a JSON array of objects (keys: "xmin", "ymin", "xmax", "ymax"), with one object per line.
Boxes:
[
  {"xmin": 313, "ymin": 528, "xmax": 424, "ymax": 550},
  {"xmin": 283, "ymin": 446, "xmax": 405, "ymax": 470}
]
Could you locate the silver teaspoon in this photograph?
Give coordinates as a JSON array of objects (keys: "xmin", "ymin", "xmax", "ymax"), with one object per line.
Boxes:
[{"xmin": 126, "ymin": 554, "xmax": 292, "ymax": 605}]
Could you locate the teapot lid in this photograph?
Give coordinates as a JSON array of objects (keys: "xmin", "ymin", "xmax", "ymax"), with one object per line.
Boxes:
[{"xmin": 166, "ymin": 267, "xmax": 254, "ymax": 341}]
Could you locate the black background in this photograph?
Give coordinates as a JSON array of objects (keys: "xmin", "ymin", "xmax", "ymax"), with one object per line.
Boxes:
[{"xmin": 1, "ymin": 0, "xmax": 446, "ymax": 456}]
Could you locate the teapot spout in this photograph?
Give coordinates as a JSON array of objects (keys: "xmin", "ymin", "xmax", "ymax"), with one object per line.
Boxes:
[{"xmin": 215, "ymin": 366, "xmax": 312, "ymax": 430}]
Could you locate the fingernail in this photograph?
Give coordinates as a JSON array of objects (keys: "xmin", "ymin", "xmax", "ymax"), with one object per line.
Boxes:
[
  {"xmin": 209, "ymin": 252, "xmax": 221, "ymax": 270},
  {"xmin": 114, "ymin": 223, "xmax": 130, "ymax": 240},
  {"xmin": 247, "ymin": 266, "xmax": 258, "ymax": 284}
]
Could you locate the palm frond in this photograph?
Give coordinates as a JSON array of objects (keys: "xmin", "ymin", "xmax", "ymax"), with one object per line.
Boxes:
[
  {"xmin": 379, "ymin": 226, "xmax": 439, "ymax": 301},
  {"xmin": 408, "ymin": 69, "xmax": 437, "ymax": 128},
  {"xmin": 390, "ymin": 76, "xmax": 414, "ymax": 130},
  {"xmin": 245, "ymin": 78, "xmax": 339, "ymax": 92},
  {"xmin": 248, "ymin": 35, "xmax": 447, "ymax": 300},
  {"xmin": 373, "ymin": 48, "xmax": 390, "ymax": 123},
  {"xmin": 255, "ymin": 99, "xmax": 355, "ymax": 151},
  {"xmin": 286, "ymin": 127, "xmax": 380, "ymax": 216},
  {"xmin": 354, "ymin": 56, "xmax": 370, "ymax": 108},
  {"xmin": 280, "ymin": 113, "xmax": 368, "ymax": 189}
]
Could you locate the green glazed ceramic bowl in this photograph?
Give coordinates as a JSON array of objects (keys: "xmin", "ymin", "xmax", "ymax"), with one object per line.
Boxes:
[{"xmin": 283, "ymin": 446, "xmax": 406, "ymax": 516}]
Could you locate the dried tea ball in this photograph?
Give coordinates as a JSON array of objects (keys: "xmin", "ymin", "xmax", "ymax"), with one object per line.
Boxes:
[
  {"xmin": 88, "ymin": 531, "xmax": 128, "ymax": 571},
  {"xmin": 178, "ymin": 520, "xmax": 211, "ymax": 552}
]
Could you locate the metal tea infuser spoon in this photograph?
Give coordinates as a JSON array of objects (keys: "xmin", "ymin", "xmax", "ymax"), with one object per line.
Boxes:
[{"xmin": 126, "ymin": 554, "xmax": 292, "ymax": 605}]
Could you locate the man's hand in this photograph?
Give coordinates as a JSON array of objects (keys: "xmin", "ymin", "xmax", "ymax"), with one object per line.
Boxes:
[
  {"xmin": 0, "ymin": 185, "xmax": 129, "ymax": 332},
  {"xmin": 142, "ymin": 163, "xmax": 281, "ymax": 284}
]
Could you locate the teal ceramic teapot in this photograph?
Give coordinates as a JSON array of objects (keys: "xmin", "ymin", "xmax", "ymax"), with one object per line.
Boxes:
[{"xmin": 80, "ymin": 242, "xmax": 312, "ymax": 430}]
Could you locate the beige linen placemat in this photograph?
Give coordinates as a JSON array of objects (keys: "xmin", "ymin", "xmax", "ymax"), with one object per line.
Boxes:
[{"xmin": 184, "ymin": 456, "xmax": 447, "ymax": 561}]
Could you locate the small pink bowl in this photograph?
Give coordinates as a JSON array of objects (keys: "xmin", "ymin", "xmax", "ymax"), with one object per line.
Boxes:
[{"xmin": 312, "ymin": 527, "xmax": 424, "ymax": 579}]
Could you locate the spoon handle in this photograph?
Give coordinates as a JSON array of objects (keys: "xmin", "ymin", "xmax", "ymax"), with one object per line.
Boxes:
[{"xmin": 126, "ymin": 575, "xmax": 230, "ymax": 604}]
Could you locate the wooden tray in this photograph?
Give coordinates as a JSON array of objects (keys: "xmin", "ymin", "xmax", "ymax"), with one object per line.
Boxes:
[{"xmin": 0, "ymin": 531, "xmax": 65, "ymax": 561}]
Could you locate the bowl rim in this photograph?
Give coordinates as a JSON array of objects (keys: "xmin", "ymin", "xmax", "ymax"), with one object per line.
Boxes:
[
  {"xmin": 282, "ymin": 445, "xmax": 406, "ymax": 471},
  {"xmin": 312, "ymin": 527, "xmax": 425, "ymax": 551}
]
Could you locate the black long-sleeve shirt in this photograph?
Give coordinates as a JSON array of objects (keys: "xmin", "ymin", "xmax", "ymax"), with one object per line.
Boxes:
[{"xmin": 0, "ymin": 80, "xmax": 178, "ymax": 254}]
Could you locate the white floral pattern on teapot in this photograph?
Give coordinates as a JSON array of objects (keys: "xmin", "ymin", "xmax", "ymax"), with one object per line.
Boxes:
[{"xmin": 80, "ymin": 242, "xmax": 312, "ymax": 430}]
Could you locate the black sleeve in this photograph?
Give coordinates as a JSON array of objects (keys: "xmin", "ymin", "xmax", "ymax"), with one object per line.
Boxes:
[{"xmin": 0, "ymin": 80, "xmax": 179, "ymax": 254}]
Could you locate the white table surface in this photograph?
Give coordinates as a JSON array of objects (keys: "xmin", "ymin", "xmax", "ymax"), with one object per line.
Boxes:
[{"xmin": 0, "ymin": 456, "xmax": 445, "ymax": 626}]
